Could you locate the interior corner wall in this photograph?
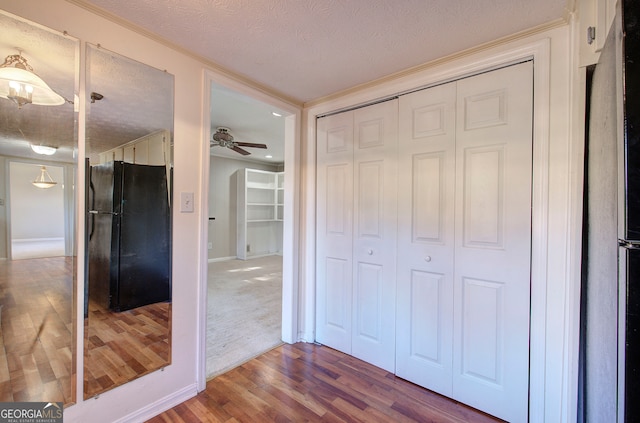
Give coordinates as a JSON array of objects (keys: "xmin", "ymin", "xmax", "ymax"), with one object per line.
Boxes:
[{"xmin": 208, "ymin": 155, "xmax": 280, "ymax": 260}]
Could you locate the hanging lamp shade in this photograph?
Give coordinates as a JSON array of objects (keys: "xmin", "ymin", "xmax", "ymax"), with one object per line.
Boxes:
[
  {"xmin": 0, "ymin": 53, "xmax": 65, "ymax": 108},
  {"xmin": 32, "ymin": 165, "xmax": 57, "ymax": 189},
  {"xmin": 30, "ymin": 144, "xmax": 57, "ymax": 156}
]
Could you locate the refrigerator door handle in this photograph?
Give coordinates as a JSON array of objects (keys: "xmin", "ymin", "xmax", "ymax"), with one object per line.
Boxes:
[
  {"xmin": 619, "ymin": 240, "xmax": 640, "ymax": 249},
  {"xmin": 89, "ymin": 211, "xmax": 95, "ymax": 240},
  {"xmin": 88, "ymin": 210, "xmax": 118, "ymax": 241}
]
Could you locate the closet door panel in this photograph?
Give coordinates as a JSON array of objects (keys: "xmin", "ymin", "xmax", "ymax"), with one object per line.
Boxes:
[
  {"xmin": 352, "ymin": 100, "xmax": 398, "ymax": 372},
  {"xmin": 453, "ymin": 61, "xmax": 533, "ymax": 423},
  {"xmin": 396, "ymin": 82, "xmax": 456, "ymax": 394},
  {"xmin": 316, "ymin": 111, "xmax": 354, "ymax": 354},
  {"xmin": 408, "ymin": 270, "xmax": 447, "ymax": 360}
]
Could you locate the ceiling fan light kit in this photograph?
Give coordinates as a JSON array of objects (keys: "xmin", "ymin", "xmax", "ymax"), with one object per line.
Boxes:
[
  {"xmin": 0, "ymin": 52, "xmax": 65, "ymax": 108},
  {"xmin": 211, "ymin": 127, "xmax": 267, "ymax": 156}
]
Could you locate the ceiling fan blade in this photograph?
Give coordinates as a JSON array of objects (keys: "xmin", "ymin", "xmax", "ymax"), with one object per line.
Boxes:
[
  {"xmin": 231, "ymin": 146, "xmax": 251, "ymax": 155},
  {"xmin": 235, "ymin": 142, "xmax": 267, "ymax": 149}
]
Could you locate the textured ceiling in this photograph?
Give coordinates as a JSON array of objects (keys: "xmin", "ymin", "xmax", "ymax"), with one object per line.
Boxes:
[
  {"xmin": 82, "ymin": 0, "xmax": 569, "ymax": 104},
  {"xmin": 0, "ymin": 11, "xmax": 77, "ymax": 163},
  {"xmin": 86, "ymin": 44, "xmax": 173, "ymax": 164},
  {"xmin": 1, "ymin": 0, "xmax": 570, "ymax": 167},
  {"xmin": 0, "ymin": 10, "xmax": 174, "ymax": 165},
  {"xmin": 210, "ymin": 84, "xmax": 286, "ymax": 164}
]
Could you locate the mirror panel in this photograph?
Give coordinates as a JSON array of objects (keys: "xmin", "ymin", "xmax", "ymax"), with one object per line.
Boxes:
[
  {"xmin": 0, "ymin": 11, "xmax": 78, "ymax": 405},
  {"xmin": 84, "ymin": 44, "xmax": 173, "ymax": 399}
]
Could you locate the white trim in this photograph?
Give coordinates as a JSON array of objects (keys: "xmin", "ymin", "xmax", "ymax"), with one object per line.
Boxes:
[
  {"xmin": 529, "ymin": 37, "xmax": 552, "ymax": 423},
  {"xmin": 207, "ymin": 255, "xmax": 237, "ymax": 263},
  {"xmin": 198, "ymin": 68, "xmax": 302, "ymax": 388},
  {"xmin": 111, "ymin": 384, "xmax": 198, "ymax": 423},
  {"xmin": 281, "ymin": 110, "xmax": 302, "ymax": 344},
  {"xmin": 196, "ymin": 69, "xmax": 212, "ymax": 393},
  {"xmin": 75, "ymin": 36, "xmax": 88, "ymax": 408},
  {"xmin": 302, "ymin": 32, "xmax": 575, "ymax": 421},
  {"xmin": 563, "ymin": 13, "xmax": 585, "ymax": 423},
  {"xmin": 12, "ymin": 237, "xmax": 65, "ymax": 243}
]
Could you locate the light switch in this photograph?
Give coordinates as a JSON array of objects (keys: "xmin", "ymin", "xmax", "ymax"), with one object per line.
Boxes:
[{"xmin": 180, "ymin": 192, "xmax": 194, "ymax": 213}]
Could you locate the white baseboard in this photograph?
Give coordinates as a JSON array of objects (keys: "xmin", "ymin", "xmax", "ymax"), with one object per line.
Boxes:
[
  {"xmin": 12, "ymin": 237, "xmax": 64, "ymax": 244},
  {"xmin": 208, "ymin": 255, "xmax": 237, "ymax": 263},
  {"xmin": 11, "ymin": 237, "xmax": 66, "ymax": 260},
  {"xmin": 115, "ymin": 384, "xmax": 198, "ymax": 423}
]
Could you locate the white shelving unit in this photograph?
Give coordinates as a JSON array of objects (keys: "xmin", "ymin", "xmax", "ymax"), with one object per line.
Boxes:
[{"xmin": 237, "ymin": 168, "xmax": 284, "ymax": 260}]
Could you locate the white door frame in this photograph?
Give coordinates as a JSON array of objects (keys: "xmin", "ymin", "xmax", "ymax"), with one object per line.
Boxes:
[
  {"xmin": 197, "ymin": 69, "xmax": 302, "ymax": 391},
  {"xmin": 303, "ymin": 33, "xmax": 578, "ymax": 421}
]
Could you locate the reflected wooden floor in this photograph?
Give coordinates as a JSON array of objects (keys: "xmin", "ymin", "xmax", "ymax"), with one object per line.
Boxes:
[
  {"xmin": 84, "ymin": 300, "xmax": 171, "ymax": 398},
  {"xmin": 0, "ymin": 257, "xmax": 74, "ymax": 404},
  {"xmin": 148, "ymin": 343, "xmax": 504, "ymax": 423}
]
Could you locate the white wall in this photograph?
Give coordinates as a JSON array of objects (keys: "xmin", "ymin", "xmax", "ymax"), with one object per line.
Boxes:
[
  {"xmin": 9, "ymin": 162, "xmax": 64, "ymax": 240},
  {"xmin": 0, "ymin": 1, "xmax": 207, "ymax": 421},
  {"xmin": 208, "ymin": 155, "xmax": 279, "ymax": 260}
]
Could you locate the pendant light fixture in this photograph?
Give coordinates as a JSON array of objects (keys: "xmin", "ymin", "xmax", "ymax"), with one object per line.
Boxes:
[
  {"xmin": 32, "ymin": 166, "xmax": 57, "ymax": 189},
  {"xmin": 0, "ymin": 52, "xmax": 65, "ymax": 108}
]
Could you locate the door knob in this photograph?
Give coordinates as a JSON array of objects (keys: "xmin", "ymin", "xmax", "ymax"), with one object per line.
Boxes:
[
  {"xmin": 368, "ymin": 249, "xmax": 373, "ymax": 255},
  {"xmin": 425, "ymin": 256, "xmax": 432, "ymax": 262}
]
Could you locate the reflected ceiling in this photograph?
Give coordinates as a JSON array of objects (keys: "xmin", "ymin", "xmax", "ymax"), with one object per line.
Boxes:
[
  {"xmin": 86, "ymin": 45, "xmax": 173, "ymax": 163},
  {"xmin": 0, "ymin": 12, "xmax": 173, "ymax": 165},
  {"xmin": 0, "ymin": 12, "xmax": 76, "ymax": 163}
]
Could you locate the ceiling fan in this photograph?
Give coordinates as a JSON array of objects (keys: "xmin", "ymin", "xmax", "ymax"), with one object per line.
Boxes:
[{"xmin": 210, "ymin": 127, "xmax": 267, "ymax": 156}]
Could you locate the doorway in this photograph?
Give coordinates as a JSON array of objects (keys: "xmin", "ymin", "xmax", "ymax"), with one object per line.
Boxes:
[
  {"xmin": 9, "ymin": 162, "xmax": 66, "ymax": 260},
  {"xmin": 203, "ymin": 79, "xmax": 298, "ymax": 380}
]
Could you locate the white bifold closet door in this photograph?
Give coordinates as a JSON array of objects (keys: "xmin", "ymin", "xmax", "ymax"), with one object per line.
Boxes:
[
  {"xmin": 395, "ymin": 61, "xmax": 533, "ymax": 423},
  {"xmin": 316, "ymin": 99, "xmax": 398, "ymax": 372}
]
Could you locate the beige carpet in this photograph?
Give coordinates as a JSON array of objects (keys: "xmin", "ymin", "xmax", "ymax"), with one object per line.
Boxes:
[{"xmin": 206, "ymin": 255, "xmax": 283, "ymax": 379}]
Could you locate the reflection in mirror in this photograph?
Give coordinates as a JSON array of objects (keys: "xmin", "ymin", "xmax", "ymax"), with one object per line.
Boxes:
[
  {"xmin": 84, "ymin": 44, "xmax": 173, "ymax": 399},
  {"xmin": 0, "ymin": 11, "xmax": 78, "ymax": 405}
]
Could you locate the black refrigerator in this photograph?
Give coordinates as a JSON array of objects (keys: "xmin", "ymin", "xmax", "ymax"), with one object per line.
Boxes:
[
  {"xmin": 86, "ymin": 161, "xmax": 171, "ymax": 313},
  {"xmin": 618, "ymin": 0, "xmax": 640, "ymax": 419},
  {"xmin": 582, "ymin": 0, "xmax": 640, "ymax": 421}
]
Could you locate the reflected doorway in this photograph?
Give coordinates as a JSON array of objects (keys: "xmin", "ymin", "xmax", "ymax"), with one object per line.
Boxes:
[{"xmin": 9, "ymin": 162, "xmax": 66, "ymax": 260}]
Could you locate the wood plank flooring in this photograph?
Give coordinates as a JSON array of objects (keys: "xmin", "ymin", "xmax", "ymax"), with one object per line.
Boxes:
[
  {"xmin": 84, "ymin": 300, "xmax": 171, "ymax": 398},
  {"xmin": 0, "ymin": 256, "xmax": 74, "ymax": 405},
  {"xmin": 148, "ymin": 343, "xmax": 505, "ymax": 423}
]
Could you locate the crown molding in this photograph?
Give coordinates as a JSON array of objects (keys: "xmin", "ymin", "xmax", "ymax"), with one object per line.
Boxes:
[
  {"xmin": 64, "ymin": 0, "xmax": 303, "ymax": 108},
  {"xmin": 304, "ymin": 17, "xmax": 568, "ymax": 109}
]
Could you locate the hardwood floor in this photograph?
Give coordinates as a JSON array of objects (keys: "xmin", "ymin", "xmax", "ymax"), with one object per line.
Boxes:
[
  {"xmin": 148, "ymin": 343, "xmax": 504, "ymax": 423},
  {"xmin": 0, "ymin": 256, "xmax": 74, "ymax": 404},
  {"xmin": 84, "ymin": 300, "xmax": 171, "ymax": 398}
]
